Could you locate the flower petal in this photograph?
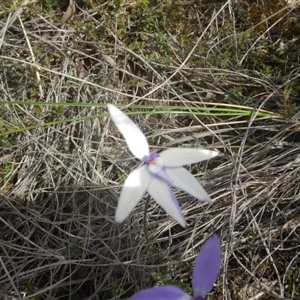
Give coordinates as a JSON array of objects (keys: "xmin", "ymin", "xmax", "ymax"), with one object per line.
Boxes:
[
  {"xmin": 115, "ymin": 166, "xmax": 150, "ymax": 223},
  {"xmin": 107, "ymin": 104, "xmax": 149, "ymax": 160},
  {"xmin": 160, "ymin": 148, "xmax": 219, "ymax": 167},
  {"xmin": 131, "ymin": 285, "xmax": 191, "ymax": 300},
  {"xmin": 165, "ymin": 167, "xmax": 211, "ymax": 202},
  {"xmin": 193, "ymin": 234, "xmax": 221, "ymax": 297},
  {"xmin": 147, "ymin": 176, "xmax": 186, "ymax": 227}
]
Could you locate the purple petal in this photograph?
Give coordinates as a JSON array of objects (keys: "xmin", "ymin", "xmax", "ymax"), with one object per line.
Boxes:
[
  {"xmin": 147, "ymin": 176, "xmax": 186, "ymax": 227},
  {"xmin": 130, "ymin": 285, "xmax": 191, "ymax": 300},
  {"xmin": 160, "ymin": 148, "xmax": 219, "ymax": 167},
  {"xmin": 165, "ymin": 167, "xmax": 211, "ymax": 202},
  {"xmin": 115, "ymin": 166, "xmax": 150, "ymax": 223},
  {"xmin": 193, "ymin": 234, "xmax": 221, "ymax": 297},
  {"xmin": 107, "ymin": 104, "xmax": 149, "ymax": 160}
]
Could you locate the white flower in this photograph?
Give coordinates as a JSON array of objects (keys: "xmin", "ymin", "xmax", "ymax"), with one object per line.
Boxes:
[{"xmin": 107, "ymin": 104, "xmax": 218, "ymax": 227}]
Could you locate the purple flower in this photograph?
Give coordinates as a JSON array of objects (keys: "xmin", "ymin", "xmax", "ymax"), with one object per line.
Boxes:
[
  {"xmin": 107, "ymin": 104, "xmax": 219, "ymax": 227},
  {"xmin": 130, "ymin": 234, "xmax": 221, "ymax": 300}
]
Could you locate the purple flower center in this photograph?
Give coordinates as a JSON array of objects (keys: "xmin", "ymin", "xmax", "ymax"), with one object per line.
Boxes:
[
  {"xmin": 145, "ymin": 152, "xmax": 160, "ymax": 165},
  {"xmin": 144, "ymin": 152, "xmax": 174, "ymax": 186}
]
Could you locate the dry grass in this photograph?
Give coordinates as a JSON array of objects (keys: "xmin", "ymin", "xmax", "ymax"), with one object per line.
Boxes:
[{"xmin": 0, "ymin": 0, "xmax": 300, "ymax": 299}]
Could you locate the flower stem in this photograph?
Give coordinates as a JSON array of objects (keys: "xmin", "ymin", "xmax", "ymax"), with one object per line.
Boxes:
[{"xmin": 143, "ymin": 194, "xmax": 151, "ymax": 242}]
